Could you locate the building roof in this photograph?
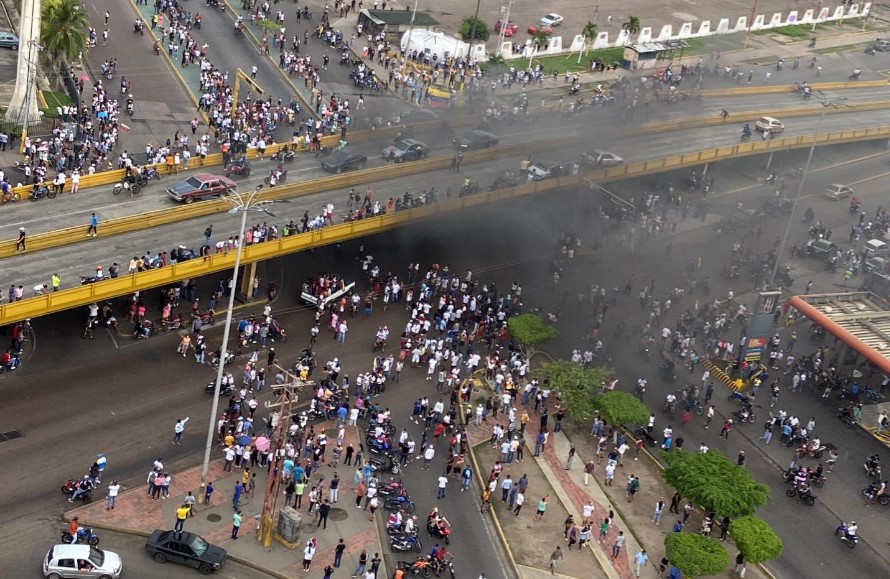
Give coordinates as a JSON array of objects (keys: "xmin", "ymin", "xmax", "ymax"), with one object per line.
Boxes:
[
  {"xmin": 789, "ymin": 291, "xmax": 890, "ymax": 374},
  {"xmin": 626, "ymin": 40, "xmax": 689, "ymax": 54},
  {"xmin": 362, "ymin": 9, "xmax": 439, "ymax": 26}
]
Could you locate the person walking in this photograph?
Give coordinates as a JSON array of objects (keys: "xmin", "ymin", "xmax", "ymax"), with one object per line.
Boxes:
[
  {"xmin": 204, "ymin": 481, "xmax": 214, "ymax": 505},
  {"xmin": 232, "ymin": 481, "xmax": 243, "ymax": 510},
  {"xmin": 173, "ymin": 417, "xmax": 190, "ymax": 444},
  {"xmin": 634, "ymin": 550, "xmax": 650, "ymax": 577},
  {"xmin": 352, "ymin": 549, "xmax": 368, "ymax": 577},
  {"xmin": 303, "ymin": 538, "xmax": 317, "ymax": 571},
  {"xmin": 334, "ymin": 538, "xmax": 346, "ymax": 567},
  {"xmin": 719, "ymin": 418, "xmax": 732, "ymax": 440},
  {"xmin": 15, "ymin": 227, "xmax": 25, "ymax": 252},
  {"xmin": 87, "ymin": 212, "xmax": 99, "ymax": 237},
  {"xmin": 653, "ymin": 498, "xmax": 665, "ymax": 525},
  {"xmin": 534, "ymin": 495, "xmax": 549, "ymax": 521},
  {"xmin": 513, "ymin": 491, "xmax": 524, "ymax": 515},
  {"xmin": 437, "ymin": 474, "xmax": 448, "ymax": 499},
  {"xmin": 612, "ymin": 531, "xmax": 626, "ymax": 558},
  {"xmin": 106, "ymin": 480, "xmax": 120, "ymax": 510},
  {"xmin": 565, "ymin": 443, "xmax": 576, "ymax": 469},
  {"xmin": 318, "ymin": 499, "xmax": 331, "ymax": 529},
  {"xmin": 231, "ymin": 510, "xmax": 242, "ymax": 539},
  {"xmin": 549, "ymin": 547, "xmax": 564, "ymax": 575}
]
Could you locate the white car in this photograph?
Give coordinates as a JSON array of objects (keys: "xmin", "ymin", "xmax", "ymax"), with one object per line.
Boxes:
[
  {"xmin": 44, "ymin": 544, "xmax": 123, "ymax": 578},
  {"xmin": 582, "ymin": 150, "xmax": 624, "ymax": 167},
  {"xmin": 755, "ymin": 116, "xmax": 784, "ymax": 133},
  {"xmin": 539, "ymin": 13, "xmax": 564, "ymax": 27},
  {"xmin": 301, "ymin": 276, "xmax": 356, "ymax": 307},
  {"xmin": 527, "ymin": 161, "xmax": 565, "ymax": 180}
]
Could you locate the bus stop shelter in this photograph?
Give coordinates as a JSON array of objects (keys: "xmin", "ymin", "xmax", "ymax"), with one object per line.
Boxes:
[{"xmin": 789, "ymin": 291, "xmax": 890, "ymax": 375}]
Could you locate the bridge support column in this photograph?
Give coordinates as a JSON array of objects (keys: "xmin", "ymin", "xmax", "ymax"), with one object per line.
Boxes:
[{"xmin": 240, "ymin": 261, "xmax": 258, "ymax": 300}]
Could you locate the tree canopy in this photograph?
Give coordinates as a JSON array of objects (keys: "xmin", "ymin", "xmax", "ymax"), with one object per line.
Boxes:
[
  {"xmin": 41, "ymin": 0, "xmax": 89, "ymax": 64},
  {"xmin": 663, "ymin": 450, "xmax": 771, "ymax": 518},
  {"xmin": 622, "ymin": 16, "xmax": 641, "ymax": 35},
  {"xmin": 592, "ymin": 391, "xmax": 649, "ymax": 426},
  {"xmin": 535, "ymin": 360, "xmax": 612, "ymax": 419},
  {"xmin": 664, "ymin": 533, "xmax": 729, "ymax": 577},
  {"xmin": 507, "ymin": 313, "xmax": 557, "ymax": 357},
  {"xmin": 729, "ymin": 516, "xmax": 783, "ymax": 563},
  {"xmin": 459, "ymin": 17, "xmax": 490, "ymax": 42}
]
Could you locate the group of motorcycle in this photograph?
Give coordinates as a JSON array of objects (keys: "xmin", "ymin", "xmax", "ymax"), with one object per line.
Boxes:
[
  {"xmin": 133, "ymin": 309, "xmax": 216, "ymax": 339},
  {"xmin": 392, "ymin": 507, "xmax": 455, "ymax": 577},
  {"xmin": 112, "ymin": 167, "xmax": 161, "ymax": 195}
]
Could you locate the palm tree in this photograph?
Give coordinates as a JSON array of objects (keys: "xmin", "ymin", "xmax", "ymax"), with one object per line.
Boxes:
[
  {"xmin": 532, "ymin": 29, "xmax": 550, "ymax": 51},
  {"xmin": 622, "ymin": 16, "xmax": 641, "ymax": 36},
  {"xmin": 579, "ymin": 21, "xmax": 597, "ymax": 62},
  {"xmin": 41, "ymin": 0, "xmax": 89, "ymax": 66}
]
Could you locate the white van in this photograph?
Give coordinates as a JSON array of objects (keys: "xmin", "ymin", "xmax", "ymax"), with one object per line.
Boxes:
[{"xmin": 864, "ymin": 239, "xmax": 889, "ymax": 258}]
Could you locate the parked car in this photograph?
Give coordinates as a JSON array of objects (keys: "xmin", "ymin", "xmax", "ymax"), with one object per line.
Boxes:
[
  {"xmin": 526, "ymin": 161, "xmax": 565, "ymax": 180},
  {"xmin": 166, "ymin": 173, "xmax": 236, "ymax": 203},
  {"xmin": 538, "ymin": 13, "xmax": 564, "ymax": 26},
  {"xmin": 865, "ymin": 256, "xmax": 888, "ymax": 274},
  {"xmin": 382, "ymin": 139, "xmax": 429, "ymax": 162},
  {"xmin": 582, "ymin": 150, "xmax": 624, "ymax": 167},
  {"xmin": 146, "ymin": 530, "xmax": 227, "ymax": 575},
  {"xmin": 43, "ymin": 544, "xmax": 123, "ymax": 579},
  {"xmin": 871, "ymin": 38, "xmax": 890, "ymax": 51},
  {"xmin": 401, "ymin": 108, "xmax": 438, "ymax": 123},
  {"xmin": 755, "ymin": 116, "xmax": 784, "ymax": 133},
  {"xmin": 822, "ymin": 183, "xmax": 853, "ymax": 201},
  {"xmin": 453, "ymin": 130, "xmax": 498, "ymax": 151},
  {"xmin": 0, "ymin": 31, "xmax": 19, "ymax": 50},
  {"xmin": 495, "ymin": 20, "xmax": 519, "ymax": 36},
  {"xmin": 321, "ymin": 148, "xmax": 368, "ymax": 173},
  {"xmin": 527, "ymin": 24, "xmax": 553, "ymax": 35}
]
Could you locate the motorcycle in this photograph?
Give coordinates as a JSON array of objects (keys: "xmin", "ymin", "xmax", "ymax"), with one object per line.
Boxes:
[
  {"xmin": 210, "ymin": 351, "xmax": 235, "ymax": 368},
  {"xmin": 112, "ymin": 178, "xmax": 141, "ymax": 195},
  {"xmin": 836, "ymin": 524, "xmax": 858, "ymax": 549},
  {"xmin": 864, "ymin": 461, "xmax": 882, "ymax": 482},
  {"xmin": 741, "ymin": 128, "xmax": 752, "ymax": 141},
  {"xmin": 384, "ymin": 493, "xmax": 413, "ymax": 512},
  {"xmin": 225, "ymin": 161, "xmax": 251, "ymax": 178},
  {"xmin": 634, "ymin": 427, "xmax": 658, "ymax": 448},
  {"xmin": 397, "ymin": 559, "xmax": 434, "ymax": 578},
  {"xmin": 379, "ymin": 479, "xmax": 406, "ymax": 497},
  {"xmin": 61, "ymin": 527, "xmax": 100, "ymax": 546},
  {"xmin": 272, "ymin": 147, "xmax": 296, "ymax": 163},
  {"xmin": 206, "ymin": 380, "xmax": 234, "ymax": 396},
  {"xmin": 426, "ymin": 520, "xmax": 450, "ymax": 544},
  {"xmin": 162, "ymin": 314, "xmax": 184, "ymax": 332},
  {"xmin": 195, "ymin": 310, "xmax": 216, "ymax": 325},
  {"xmin": 61, "ymin": 479, "xmax": 93, "ymax": 503},
  {"xmin": 837, "ymin": 409, "xmax": 856, "ymax": 428},
  {"xmin": 265, "ymin": 170, "xmax": 287, "ymax": 186},
  {"xmin": 79, "ymin": 275, "xmax": 106, "ymax": 285},
  {"xmin": 133, "ymin": 319, "xmax": 159, "ymax": 339},
  {"xmin": 849, "ymin": 69, "xmax": 862, "ymax": 80},
  {"xmin": 389, "ymin": 533, "xmax": 423, "ymax": 553},
  {"xmin": 29, "ymin": 184, "xmax": 56, "ymax": 201},
  {"xmin": 783, "ymin": 469, "xmax": 826, "ymax": 488},
  {"xmin": 785, "ymin": 485, "xmax": 816, "ymax": 506},
  {"xmin": 727, "ymin": 391, "xmax": 753, "ymax": 404},
  {"xmin": 862, "ymin": 485, "xmax": 890, "ymax": 506},
  {"xmin": 730, "ymin": 406, "xmax": 757, "ymax": 424},
  {"xmin": 368, "ymin": 454, "xmax": 400, "ymax": 475}
]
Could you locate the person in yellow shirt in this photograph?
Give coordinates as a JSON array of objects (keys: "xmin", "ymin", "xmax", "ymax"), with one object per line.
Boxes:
[
  {"xmin": 175, "ymin": 504, "xmax": 190, "ymax": 533},
  {"xmin": 224, "ymin": 432, "xmax": 235, "ymax": 447},
  {"xmin": 165, "ymin": 153, "xmax": 175, "ymax": 174}
]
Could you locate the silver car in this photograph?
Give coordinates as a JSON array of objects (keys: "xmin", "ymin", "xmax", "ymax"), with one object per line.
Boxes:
[
  {"xmin": 43, "ymin": 544, "xmax": 123, "ymax": 578},
  {"xmin": 0, "ymin": 31, "xmax": 19, "ymax": 50}
]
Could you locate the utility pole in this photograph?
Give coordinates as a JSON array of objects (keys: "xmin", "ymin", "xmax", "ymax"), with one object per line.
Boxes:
[
  {"xmin": 495, "ymin": 0, "xmax": 513, "ymax": 58},
  {"xmin": 467, "ymin": 0, "xmax": 481, "ymax": 59},
  {"xmin": 257, "ymin": 378, "xmax": 298, "ymax": 547},
  {"xmin": 19, "ymin": 40, "xmax": 43, "ymax": 152},
  {"xmin": 400, "ymin": 0, "xmax": 419, "ymax": 76}
]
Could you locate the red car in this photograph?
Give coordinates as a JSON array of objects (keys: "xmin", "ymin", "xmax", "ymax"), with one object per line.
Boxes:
[
  {"xmin": 166, "ymin": 172, "xmax": 236, "ymax": 203},
  {"xmin": 495, "ymin": 20, "xmax": 519, "ymax": 37},
  {"xmin": 527, "ymin": 24, "xmax": 553, "ymax": 35}
]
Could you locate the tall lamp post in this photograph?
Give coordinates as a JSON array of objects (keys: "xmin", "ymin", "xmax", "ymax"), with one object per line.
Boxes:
[
  {"xmin": 199, "ymin": 184, "xmax": 278, "ymax": 502},
  {"xmin": 769, "ymin": 92, "xmax": 848, "ymax": 287}
]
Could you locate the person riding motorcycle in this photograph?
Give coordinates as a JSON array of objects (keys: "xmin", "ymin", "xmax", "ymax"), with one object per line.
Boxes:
[
  {"xmin": 742, "ymin": 123, "xmax": 752, "ymax": 138},
  {"xmin": 836, "ymin": 520, "xmax": 858, "ymax": 541},
  {"xmin": 68, "ymin": 517, "xmax": 82, "ymax": 544},
  {"xmin": 69, "ymin": 477, "xmax": 93, "ymax": 502},
  {"xmin": 808, "ymin": 437, "xmax": 821, "ymax": 455},
  {"xmin": 664, "ymin": 393, "xmax": 677, "ymax": 412},
  {"xmin": 404, "ymin": 514, "xmax": 416, "ymax": 534}
]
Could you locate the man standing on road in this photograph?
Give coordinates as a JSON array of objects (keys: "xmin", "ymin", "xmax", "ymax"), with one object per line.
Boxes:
[
  {"xmin": 231, "ymin": 510, "xmax": 242, "ymax": 539},
  {"xmin": 549, "ymin": 547, "xmax": 563, "ymax": 575},
  {"xmin": 106, "ymin": 481, "xmax": 120, "ymax": 510},
  {"xmin": 633, "ymin": 550, "xmax": 650, "ymax": 577},
  {"xmin": 437, "ymin": 474, "xmax": 448, "ymax": 498},
  {"xmin": 173, "ymin": 417, "xmax": 189, "ymax": 444},
  {"xmin": 15, "ymin": 227, "xmax": 25, "ymax": 252}
]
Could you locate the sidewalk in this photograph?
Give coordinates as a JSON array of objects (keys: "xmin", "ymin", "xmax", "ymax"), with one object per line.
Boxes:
[
  {"xmin": 466, "ymin": 377, "xmax": 774, "ymax": 579},
  {"xmin": 65, "ymin": 421, "xmax": 385, "ymax": 578}
]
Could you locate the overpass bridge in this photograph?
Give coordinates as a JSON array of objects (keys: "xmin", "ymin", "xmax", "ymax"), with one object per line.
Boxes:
[{"xmin": 2, "ymin": 122, "xmax": 890, "ymax": 325}]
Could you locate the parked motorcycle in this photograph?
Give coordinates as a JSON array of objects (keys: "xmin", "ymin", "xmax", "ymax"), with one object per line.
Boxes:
[
  {"xmin": 29, "ymin": 184, "xmax": 56, "ymax": 201},
  {"xmin": 61, "ymin": 527, "xmax": 100, "ymax": 546},
  {"xmin": 396, "ymin": 559, "xmax": 434, "ymax": 577},
  {"xmin": 389, "ymin": 533, "xmax": 423, "ymax": 552},
  {"xmin": 378, "ymin": 479, "xmax": 406, "ymax": 497},
  {"xmin": 195, "ymin": 310, "xmax": 216, "ymax": 325},
  {"xmin": 384, "ymin": 495, "xmax": 415, "ymax": 513}
]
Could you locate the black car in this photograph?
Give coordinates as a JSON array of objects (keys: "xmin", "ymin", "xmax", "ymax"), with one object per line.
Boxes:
[
  {"xmin": 321, "ymin": 148, "xmax": 369, "ymax": 173},
  {"xmin": 146, "ymin": 530, "xmax": 227, "ymax": 574},
  {"xmin": 453, "ymin": 130, "xmax": 499, "ymax": 151},
  {"xmin": 401, "ymin": 108, "xmax": 438, "ymax": 123}
]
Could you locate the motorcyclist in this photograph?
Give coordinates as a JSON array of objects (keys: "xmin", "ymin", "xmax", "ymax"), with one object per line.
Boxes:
[
  {"xmin": 68, "ymin": 478, "xmax": 93, "ymax": 502},
  {"xmin": 793, "ymin": 467, "xmax": 809, "ymax": 489},
  {"xmin": 404, "ymin": 515, "xmax": 416, "ymax": 534},
  {"xmin": 836, "ymin": 520, "xmax": 858, "ymax": 541},
  {"xmin": 126, "ymin": 94, "xmax": 134, "ymax": 111},
  {"xmin": 95, "ymin": 265, "xmax": 105, "ymax": 280},
  {"xmin": 664, "ymin": 393, "xmax": 677, "ymax": 412},
  {"xmin": 808, "ymin": 437, "xmax": 821, "ymax": 454},
  {"xmin": 742, "ymin": 123, "xmax": 752, "ymax": 137}
]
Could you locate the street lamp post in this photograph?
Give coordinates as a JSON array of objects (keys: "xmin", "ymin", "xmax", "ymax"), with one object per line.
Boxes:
[
  {"xmin": 769, "ymin": 92, "xmax": 848, "ymax": 287},
  {"xmin": 199, "ymin": 184, "xmax": 277, "ymax": 502}
]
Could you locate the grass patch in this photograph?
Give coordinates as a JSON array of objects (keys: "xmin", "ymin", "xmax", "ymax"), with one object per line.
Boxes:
[
  {"xmin": 41, "ymin": 90, "xmax": 74, "ymax": 108},
  {"xmin": 529, "ymin": 47, "xmax": 626, "ymax": 74},
  {"xmin": 769, "ymin": 24, "xmax": 814, "ymax": 38}
]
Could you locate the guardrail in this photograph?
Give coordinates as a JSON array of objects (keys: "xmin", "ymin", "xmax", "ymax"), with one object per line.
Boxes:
[
  {"xmin": 1, "ymin": 137, "xmax": 574, "ymax": 258},
  {"xmin": 698, "ymin": 78, "xmax": 889, "ymax": 98},
  {"xmin": 0, "ymin": 176, "xmax": 575, "ymax": 324},
  {"xmin": 631, "ymin": 99, "xmax": 890, "ymax": 134}
]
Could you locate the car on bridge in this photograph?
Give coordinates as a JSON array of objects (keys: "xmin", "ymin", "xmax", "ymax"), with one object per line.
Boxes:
[
  {"xmin": 401, "ymin": 108, "xmax": 438, "ymax": 123},
  {"xmin": 166, "ymin": 173, "xmax": 236, "ymax": 203},
  {"xmin": 582, "ymin": 149, "xmax": 624, "ymax": 167},
  {"xmin": 822, "ymin": 183, "xmax": 853, "ymax": 201},
  {"xmin": 145, "ymin": 530, "xmax": 227, "ymax": 574},
  {"xmin": 454, "ymin": 130, "xmax": 499, "ymax": 151},
  {"xmin": 526, "ymin": 161, "xmax": 566, "ymax": 180},
  {"xmin": 382, "ymin": 139, "xmax": 429, "ymax": 162},
  {"xmin": 321, "ymin": 148, "xmax": 368, "ymax": 173},
  {"xmin": 755, "ymin": 116, "xmax": 784, "ymax": 134}
]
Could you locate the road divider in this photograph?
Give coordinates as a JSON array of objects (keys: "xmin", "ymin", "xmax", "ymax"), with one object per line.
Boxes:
[{"xmin": 699, "ymin": 78, "xmax": 889, "ymax": 98}]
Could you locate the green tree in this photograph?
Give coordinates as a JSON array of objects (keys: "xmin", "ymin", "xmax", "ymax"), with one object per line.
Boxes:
[
  {"xmin": 459, "ymin": 17, "xmax": 490, "ymax": 42},
  {"xmin": 622, "ymin": 16, "xmax": 641, "ymax": 36},
  {"xmin": 592, "ymin": 391, "xmax": 649, "ymax": 426},
  {"xmin": 664, "ymin": 533, "xmax": 729, "ymax": 577},
  {"xmin": 581, "ymin": 21, "xmax": 597, "ymax": 50},
  {"xmin": 532, "ymin": 29, "xmax": 550, "ymax": 50},
  {"xmin": 730, "ymin": 516, "xmax": 784, "ymax": 563},
  {"xmin": 507, "ymin": 313, "xmax": 557, "ymax": 359},
  {"xmin": 663, "ymin": 451, "xmax": 771, "ymax": 518},
  {"xmin": 535, "ymin": 360, "xmax": 612, "ymax": 419},
  {"xmin": 41, "ymin": 0, "xmax": 89, "ymax": 66}
]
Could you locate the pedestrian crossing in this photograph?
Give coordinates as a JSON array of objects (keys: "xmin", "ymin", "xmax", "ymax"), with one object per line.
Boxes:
[{"xmin": 701, "ymin": 358, "xmax": 768, "ymax": 393}]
